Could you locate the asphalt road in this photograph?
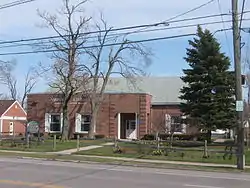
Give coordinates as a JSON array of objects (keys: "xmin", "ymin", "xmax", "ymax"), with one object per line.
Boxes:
[{"xmin": 0, "ymin": 158, "xmax": 250, "ymax": 188}]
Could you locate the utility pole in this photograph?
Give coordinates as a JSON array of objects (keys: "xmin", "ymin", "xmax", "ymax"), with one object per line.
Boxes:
[{"xmin": 232, "ymin": 0, "xmax": 245, "ymax": 170}]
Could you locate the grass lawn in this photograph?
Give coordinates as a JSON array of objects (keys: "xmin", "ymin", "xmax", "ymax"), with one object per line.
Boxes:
[
  {"xmin": 0, "ymin": 139, "xmax": 107, "ymax": 152},
  {"xmin": 74, "ymin": 142, "xmax": 250, "ymax": 166}
]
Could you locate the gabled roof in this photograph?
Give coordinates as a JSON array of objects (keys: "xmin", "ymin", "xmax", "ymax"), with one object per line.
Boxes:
[{"xmin": 0, "ymin": 100, "xmax": 15, "ymax": 116}]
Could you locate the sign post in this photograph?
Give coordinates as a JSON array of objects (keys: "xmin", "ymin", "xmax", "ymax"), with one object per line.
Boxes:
[
  {"xmin": 27, "ymin": 121, "xmax": 39, "ymax": 134},
  {"xmin": 27, "ymin": 121, "xmax": 40, "ymax": 145}
]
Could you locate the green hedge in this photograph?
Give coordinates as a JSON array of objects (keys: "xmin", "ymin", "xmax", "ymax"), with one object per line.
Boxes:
[{"xmin": 141, "ymin": 133, "xmax": 209, "ymax": 141}]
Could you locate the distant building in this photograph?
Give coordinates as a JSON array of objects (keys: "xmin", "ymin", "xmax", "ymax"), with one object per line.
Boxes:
[
  {"xmin": 27, "ymin": 77, "xmax": 197, "ymax": 139},
  {"xmin": 0, "ymin": 100, "xmax": 27, "ymax": 136}
]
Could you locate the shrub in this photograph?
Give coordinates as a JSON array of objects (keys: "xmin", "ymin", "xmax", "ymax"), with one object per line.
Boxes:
[
  {"xmin": 95, "ymin": 134, "xmax": 105, "ymax": 139},
  {"xmin": 141, "ymin": 133, "xmax": 210, "ymax": 141},
  {"xmin": 141, "ymin": 134, "xmax": 155, "ymax": 140},
  {"xmin": 48, "ymin": 133, "xmax": 61, "ymax": 139},
  {"xmin": 113, "ymin": 146, "xmax": 123, "ymax": 154},
  {"xmin": 33, "ymin": 133, "xmax": 44, "ymax": 137},
  {"xmin": 171, "ymin": 141, "xmax": 204, "ymax": 147},
  {"xmin": 152, "ymin": 149, "xmax": 163, "ymax": 156}
]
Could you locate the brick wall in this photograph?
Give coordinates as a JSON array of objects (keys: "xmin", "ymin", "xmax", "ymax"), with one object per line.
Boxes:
[{"xmin": 27, "ymin": 93, "xmax": 150, "ymax": 138}]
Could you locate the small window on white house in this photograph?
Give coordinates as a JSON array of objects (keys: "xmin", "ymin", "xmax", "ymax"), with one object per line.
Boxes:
[{"xmin": 81, "ymin": 115, "xmax": 91, "ymax": 132}]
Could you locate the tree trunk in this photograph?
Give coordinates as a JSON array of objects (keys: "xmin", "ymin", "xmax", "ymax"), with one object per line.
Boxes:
[
  {"xmin": 89, "ymin": 106, "xmax": 98, "ymax": 139},
  {"xmin": 207, "ymin": 130, "xmax": 212, "ymax": 143},
  {"xmin": 170, "ymin": 132, "xmax": 174, "ymax": 149},
  {"xmin": 61, "ymin": 105, "xmax": 69, "ymax": 141}
]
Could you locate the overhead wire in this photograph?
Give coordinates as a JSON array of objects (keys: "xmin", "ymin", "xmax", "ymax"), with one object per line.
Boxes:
[
  {"xmin": 163, "ymin": 0, "xmax": 216, "ymax": 22},
  {"xmin": 1, "ymin": 11, "xmax": 250, "ymax": 47},
  {"xmin": 239, "ymin": 0, "xmax": 247, "ymax": 75},
  {"xmin": 239, "ymin": 0, "xmax": 246, "ymax": 30},
  {"xmin": 217, "ymin": 0, "xmax": 233, "ymax": 59},
  {"xmin": 0, "ymin": 33, "xmax": 196, "ymax": 56},
  {"xmin": 0, "ymin": 0, "xmax": 226, "ymax": 46},
  {"xmin": 0, "ymin": 0, "xmax": 37, "ymax": 10},
  {"xmin": 134, "ymin": 0, "xmax": 217, "ymax": 34},
  {"xmin": 2, "ymin": 20, "xmax": 250, "ymax": 56},
  {"xmin": 1, "ymin": 0, "xmax": 250, "ymax": 58},
  {"xmin": 1, "ymin": 17, "xmax": 249, "ymax": 49}
]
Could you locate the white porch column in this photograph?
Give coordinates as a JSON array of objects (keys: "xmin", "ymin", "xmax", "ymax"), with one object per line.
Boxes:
[
  {"xmin": 135, "ymin": 113, "xmax": 138, "ymax": 139},
  {"xmin": 117, "ymin": 113, "xmax": 121, "ymax": 139}
]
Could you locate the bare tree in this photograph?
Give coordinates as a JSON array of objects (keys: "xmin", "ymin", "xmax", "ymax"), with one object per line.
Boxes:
[
  {"xmin": 21, "ymin": 68, "xmax": 37, "ymax": 108},
  {"xmin": 0, "ymin": 60, "xmax": 37, "ymax": 108},
  {"xmin": 151, "ymin": 111, "xmax": 168, "ymax": 135},
  {"xmin": 81, "ymin": 15, "xmax": 151, "ymax": 138},
  {"xmin": 0, "ymin": 60, "xmax": 17, "ymax": 100},
  {"xmin": 0, "ymin": 93, "xmax": 10, "ymax": 100},
  {"xmin": 37, "ymin": 0, "xmax": 91, "ymax": 140}
]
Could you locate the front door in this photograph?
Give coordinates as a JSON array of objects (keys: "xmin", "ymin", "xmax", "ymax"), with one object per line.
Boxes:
[
  {"xmin": 9, "ymin": 122, "xmax": 14, "ymax": 135},
  {"xmin": 126, "ymin": 120, "xmax": 137, "ymax": 139}
]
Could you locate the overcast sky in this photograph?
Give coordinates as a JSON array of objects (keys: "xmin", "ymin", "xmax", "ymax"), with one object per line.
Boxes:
[{"xmin": 0, "ymin": 0, "xmax": 250, "ymax": 96}]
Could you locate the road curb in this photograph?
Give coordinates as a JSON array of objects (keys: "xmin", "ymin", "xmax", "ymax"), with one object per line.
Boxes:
[
  {"xmin": 13, "ymin": 156, "xmax": 249, "ymax": 173},
  {"xmin": 1, "ymin": 151, "xmax": 249, "ymax": 171},
  {"xmin": 17, "ymin": 156, "xmax": 101, "ymax": 164}
]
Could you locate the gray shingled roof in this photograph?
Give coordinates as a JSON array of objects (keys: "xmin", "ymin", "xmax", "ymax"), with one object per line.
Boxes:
[
  {"xmin": 46, "ymin": 76, "xmax": 185, "ymax": 104},
  {"xmin": 104, "ymin": 77, "xmax": 185, "ymax": 104}
]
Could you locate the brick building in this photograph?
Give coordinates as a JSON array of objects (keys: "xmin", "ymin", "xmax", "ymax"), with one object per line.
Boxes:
[{"xmin": 27, "ymin": 77, "xmax": 194, "ymax": 139}]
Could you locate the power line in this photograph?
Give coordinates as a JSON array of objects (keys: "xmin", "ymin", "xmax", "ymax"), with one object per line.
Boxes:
[
  {"xmin": 1, "ymin": 11, "xmax": 249, "ymax": 46},
  {"xmin": 135, "ymin": 0, "xmax": 216, "ymax": 33},
  {"xmin": 217, "ymin": 0, "xmax": 233, "ymax": 59},
  {"xmin": 0, "ymin": 0, "xmax": 37, "ymax": 10},
  {"xmin": 0, "ymin": 22, "xmax": 169, "ymax": 45},
  {"xmin": 0, "ymin": 33, "xmax": 195, "ymax": 56},
  {"xmin": 1, "ymin": 17, "xmax": 247, "ymax": 49},
  {"xmin": 239, "ymin": 0, "xmax": 246, "ymax": 30},
  {"xmin": 165, "ymin": 0, "xmax": 216, "ymax": 22}
]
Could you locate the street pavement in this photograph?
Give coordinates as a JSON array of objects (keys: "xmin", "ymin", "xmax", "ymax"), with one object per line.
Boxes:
[{"xmin": 0, "ymin": 158, "xmax": 250, "ymax": 188}]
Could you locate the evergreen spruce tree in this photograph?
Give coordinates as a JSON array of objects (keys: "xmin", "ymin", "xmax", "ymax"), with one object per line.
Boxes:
[{"xmin": 180, "ymin": 26, "xmax": 236, "ymax": 141}]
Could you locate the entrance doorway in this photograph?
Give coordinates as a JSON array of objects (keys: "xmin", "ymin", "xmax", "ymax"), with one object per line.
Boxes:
[
  {"xmin": 9, "ymin": 122, "xmax": 14, "ymax": 135},
  {"xmin": 126, "ymin": 120, "xmax": 136, "ymax": 139},
  {"xmin": 118, "ymin": 113, "xmax": 138, "ymax": 140}
]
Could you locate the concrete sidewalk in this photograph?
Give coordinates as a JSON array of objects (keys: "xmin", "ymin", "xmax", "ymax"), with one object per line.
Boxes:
[
  {"xmin": 55, "ymin": 145, "xmax": 103, "ymax": 155},
  {"xmin": 54, "ymin": 142, "xmax": 114, "ymax": 154}
]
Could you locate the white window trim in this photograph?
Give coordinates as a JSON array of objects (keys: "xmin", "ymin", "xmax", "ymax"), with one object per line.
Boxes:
[
  {"xmin": 80, "ymin": 114, "xmax": 91, "ymax": 133},
  {"xmin": 45, "ymin": 113, "xmax": 63, "ymax": 133},
  {"xmin": 0, "ymin": 116, "xmax": 26, "ymax": 120},
  {"xmin": 75, "ymin": 114, "xmax": 91, "ymax": 133},
  {"xmin": 0, "ymin": 119, "xmax": 3, "ymax": 134},
  {"xmin": 165, "ymin": 114, "xmax": 186, "ymax": 134}
]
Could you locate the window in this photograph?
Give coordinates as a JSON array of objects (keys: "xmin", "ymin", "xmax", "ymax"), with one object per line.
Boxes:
[
  {"xmin": 171, "ymin": 116, "xmax": 182, "ymax": 132},
  {"xmin": 126, "ymin": 120, "xmax": 136, "ymax": 130},
  {"xmin": 50, "ymin": 114, "xmax": 61, "ymax": 132},
  {"xmin": 81, "ymin": 115, "xmax": 91, "ymax": 132}
]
